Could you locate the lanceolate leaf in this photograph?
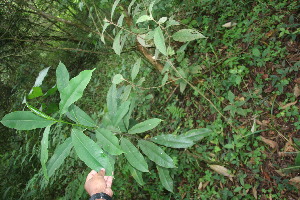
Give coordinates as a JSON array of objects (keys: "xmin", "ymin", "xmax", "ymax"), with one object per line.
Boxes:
[
  {"xmin": 128, "ymin": 118, "xmax": 162, "ymax": 134},
  {"xmin": 47, "ymin": 137, "xmax": 73, "ymax": 177},
  {"xmin": 26, "ymin": 103, "xmax": 56, "ymax": 120},
  {"xmin": 107, "ymin": 84, "xmax": 118, "ymax": 117},
  {"xmin": 138, "ymin": 140, "xmax": 175, "ymax": 168},
  {"xmin": 172, "ymin": 29, "xmax": 205, "ymax": 42},
  {"xmin": 71, "ymin": 129, "xmax": 113, "ymax": 175},
  {"xmin": 151, "ymin": 134, "xmax": 194, "ymax": 148},
  {"xmin": 112, "ymin": 74, "xmax": 124, "ymax": 84},
  {"xmin": 96, "ymin": 128, "xmax": 123, "ymax": 155},
  {"xmin": 111, "ymin": 0, "xmax": 120, "ymax": 20},
  {"xmin": 157, "ymin": 165, "xmax": 173, "ymax": 192},
  {"xmin": 59, "ymin": 69, "xmax": 95, "ymax": 115},
  {"xmin": 120, "ymin": 138, "xmax": 149, "ymax": 172},
  {"xmin": 136, "ymin": 15, "xmax": 152, "ymax": 23},
  {"xmin": 129, "ymin": 165, "xmax": 145, "ymax": 185},
  {"xmin": 182, "ymin": 128, "xmax": 212, "ymax": 142},
  {"xmin": 113, "ymin": 101, "xmax": 130, "ymax": 126},
  {"xmin": 154, "ymin": 27, "xmax": 167, "ymax": 56},
  {"xmin": 56, "ymin": 62, "xmax": 69, "ymax": 93},
  {"xmin": 41, "ymin": 125, "xmax": 51, "ymax": 179},
  {"xmin": 131, "ymin": 58, "xmax": 141, "ymax": 81},
  {"xmin": 67, "ymin": 104, "xmax": 97, "ymax": 127},
  {"xmin": 113, "ymin": 30, "xmax": 122, "ymax": 55},
  {"xmin": 1, "ymin": 111, "xmax": 55, "ymax": 130}
]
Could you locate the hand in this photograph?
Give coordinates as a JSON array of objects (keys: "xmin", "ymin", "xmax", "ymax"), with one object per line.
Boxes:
[{"xmin": 84, "ymin": 168, "xmax": 113, "ymax": 198}]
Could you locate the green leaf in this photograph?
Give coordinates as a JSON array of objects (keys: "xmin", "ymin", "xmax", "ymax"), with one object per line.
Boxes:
[
  {"xmin": 1, "ymin": 111, "xmax": 55, "ymax": 130},
  {"xmin": 182, "ymin": 128, "xmax": 212, "ymax": 142},
  {"xmin": 162, "ymin": 73, "xmax": 168, "ymax": 85},
  {"xmin": 41, "ymin": 125, "xmax": 51, "ymax": 179},
  {"xmin": 113, "ymin": 30, "xmax": 122, "ymax": 55},
  {"xmin": 136, "ymin": 15, "xmax": 152, "ymax": 23},
  {"xmin": 121, "ymin": 85, "xmax": 132, "ymax": 102},
  {"xmin": 96, "ymin": 128, "xmax": 123, "ymax": 155},
  {"xmin": 158, "ymin": 17, "xmax": 168, "ymax": 24},
  {"xmin": 47, "ymin": 137, "xmax": 73, "ymax": 177},
  {"xmin": 67, "ymin": 104, "xmax": 97, "ymax": 127},
  {"xmin": 111, "ymin": 0, "xmax": 120, "ymax": 20},
  {"xmin": 154, "ymin": 27, "xmax": 167, "ymax": 56},
  {"xmin": 138, "ymin": 140, "xmax": 175, "ymax": 168},
  {"xmin": 157, "ymin": 165, "xmax": 173, "ymax": 192},
  {"xmin": 56, "ymin": 62, "xmax": 69, "ymax": 93},
  {"xmin": 112, "ymin": 74, "xmax": 124, "ymax": 84},
  {"xmin": 26, "ymin": 103, "xmax": 56, "ymax": 120},
  {"xmin": 131, "ymin": 58, "xmax": 141, "ymax": 81},
  {"xmin": 179, "ymin": 81, "xmax": 187, "ymax": 93},
  {"xmin": 113, "ymin": 101, "xmax": 130, "ymax": 126},
  {"xmin": 151, "ymin": 134, "xmax": 194, "ymax": 148},
  {"xmin": 71, "ymin": 128, "xmax": 113, "ymax": 175},
  {"xmin": 59, "ymin": 69, "xmax": 94, "ymax": 115},
  {"xmin": 252, "ymin": 48, "xmax": 261, "ymax": 57},
  {"xmin": 128, "ymin": 118, "xmax": 162, "ymax": 134},
  {"xmin": 228, "ymin": 91, "xmax": 235, "ymax": 103},
  {"xmin": 172, "ymin": 29, "xmax": 205, "ymax": 42},
  {"xmin": 101, "ymin": 21, "xmax": 110, "ymax": 44},
  {"xmin": 120, "ymin": 138, "xmax": 149, "ymax": 172},
  {"xmin": 107, "ymin": 84, "xmax": 118, "ymax": 116},
  {"xmin": 129, "ymin": 165, "xmax": 145, "ymax": 185},
  {"xmin": 295, "ymin": 152, "xmax": 300, "ymax": 166},
  {"xmin": 148, "ymin": 1, "xmax": 156, "ymax": 16},
  {"xmin": 28, "ymin": 87, "xmax": 43, "ymax": 99}
]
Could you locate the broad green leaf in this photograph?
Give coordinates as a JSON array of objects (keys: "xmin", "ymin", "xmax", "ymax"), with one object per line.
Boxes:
[
  {"xmin": 56, "ymin": 62, "xmax": 69, "ymax": 93},
  {"xmin": 154, "ymin": 27, "xmax": 167, "ymax": 56},
  {"xmin": 129, "ymin": 165, "xmax": 145, "ymax": 185},
  {"xmin": 1, "ymin": 111, "xmax": 55, "ymax": 130},
  {"xmin": 67, "ymin": 104, "xmax": 97, "ymax": 127},
  {"xmin": 44, "ymin": 85, "xmax": 58, "ymax": 97},
  {"xmin": 162, "ymin": 73, "xmax": 168, "ymax": 85},
  {"xmin": 71, "ymin": 128, "xmax": 113, "ymax": 175},
  {"xmin": 136, "ymin": 15, "xmax": 152, "ymax": 23},
  {"xmin": 172, "ymin": 29, "xmax": 205, "ymax": 42},
  {"xmin": 28, "ymin": 87, "xmax": 43, "ymax": 99},
  {"xmin": 157, "ymin": 166, "xmax": 173, "ymax": 192},
  {"xmin": 121, "ymin": 85, "xmax": 132, "ymax": 102},
  {"xmin": 138, "ymin": 140, "xmax": 175, "ymax": 168},
  {"xmin": 228, "ymin": 91, "xmax": 235, "ymax": 103},
  {"xmin": 112, "ymin": 74, "xmax": 124, "ymax": 84},
  {"xmin": 128, "ymin": 118, "xmax": 162, "ymax": 134},
  {"xmin": 151, "ymin": 134, "xmax": 194, "ymax": 148},
  {"xmin": 111, "ymin": 0, "xmax": 120, "ymax": 20},
  {"xmin": 252, "ymin": 48, "xmax": 261, "ymax": 57},
  {"xmin": 113, "ymin": 30, "xmax": 122, "ymax": 55},
  {"xmin": 41, "ymin": 125, "xmax": 51, "ymax": 179},
  {"xmin": 131, "ymin": 58, "xmax": 141, "ymax": 81},
  {"xmin": 158, "ymin": 17, "xmax": 168, "ymax": 24},
  {"xmin": 120, "ymin": 138, "xmax": 149, "ymax": 172},
  {"xmin": 96, "ymin": 128, "xmax": 123, "ymax": 155},
  {"xmin": 107, "ymin": 84, "xmax": 117, "ymax": 116},
  {"xmin": 47, "ymin": 137, "xmax": 73, "ymax": 177},
  {"xmin": 182, "ymin": 128, "xmax": 212, "ymax": 142},
  {"xmin": 59, "ymin": 69, "xmax": 94, "ymax": 115},
  {"xmin": 26, "ymin": 103, "xmax": 56, "ymax": 120},
  {"xmin": 113, "ymin": 101, "xmax": 130, "ymax": 126},
  {"xmin": 179, "ymin": 81, "xmax": 187, "ymax": 93},
  {"xmin": 166, "ymin": 18, "xmax": 180, "ymax": 28}
]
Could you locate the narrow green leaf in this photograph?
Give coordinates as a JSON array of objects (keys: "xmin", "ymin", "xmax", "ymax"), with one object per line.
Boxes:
[
  {"xmin": 96, "ymin": 128, "xmax": 123, "ymax": 155},
  {"xmin": 28, "ymin": 87, "xmax": 43, "ymax": 99},
  {"xmin": 151, "ymin": 134, "xmax": 194, "ymax": 148},
  {"xmin": 113, "ymin": 30, "xmax": 122, "ymax": 55},
  {"xmin": 136, "ymin": 15, "xmax": 152, "ymax": 23},
  {"xmin": 1, "ymin": 111, "xmax": 55, "ymax": 130},
  {"xmin": 138, "ymin": 140, "xmax": 175, "ymax": 168},
  {"xmin": 47, "ymin": 137, "xmax": 73, "ymax": 177},
  {"xmin": 154, "ymin": 27, "xmax": 167, "ymax": 56},
  {"xmin": 182, "ymin": 128, "xmax": 212, "ymax": 142},
  {"xmin": 172, "ymin": 29, "xmax": 205, "ymax": 42},
  {"xmin": 128, "ymin": 118, "xmax": 162, "ymax": 134},
  {"xmin": 149, "ymin": 1, "xmax": 156, "ymax": 16},
  {"xmin": 158, "ymin": 17, "xmax": 168, "ymax": 24},
  {"xmin": 228, "ymin": 91, "xmax": 235, "ymax": 103},
  {"xmin": 59, "ymin": 69, "xmax": 94, "ymax": 115},
  {"xmin": 117, "ymin": 14, "xmax": 125, "ymax": 26},
  {"xmin": 71, "ymin": 129, "xmax": 113, "ymax": 175},
  {"xmin": 128, "ymin": 0, "xmax": 137, "ymax": 15},
  {"xmin": 179, "ymin": 81, "xmax": 187, "ymax": 93},
  {"xmin": 295, "ymin": 153, "xmax": 300, "ymax": 166},
  {"xmin": 107, "ymin": 84, "xmax": 118, "ymax": 116},
  {"xmin": 56, "ymin": 62, "xmax": 69, "ymax": 93},
  {"xmin": 157, "ymin": 165, "xmax": 173, "ymax": 192},
  {"xmin": 113, "ymin": 101, "xmax": 130, "ymax": 126},
  {"xmin": 41, "ymin": 125, "xmax": 51, "ymax": 179},
  {"xmin": 112, "ymin": 74, "xmax": 124, "ymax": 84},
  {"xmin": 67, "ymin": 104, "xmax": 97, "ymax": 127},
  {"xmin": 111, "ymin": 0, "xmax": 120, "ymax": 20},
  {"xmin": 131, "ymin": 58, "xmax": 141, "ymax": 81},
  {"xmin": 121, "ymin": 85, "xmax": 132, "ymax": 102},
  {"xmin": 162, "ymin": 73, "xmax": 168, "ymax": 85},
  {"xmin": 120, "ymin": 138, "xmax": 149, "ymax": 172},
  {"xmin": 26, "ymin": 103, "xmax": 56, "ymax": 120},
  {"xmin": 129, "ymin": 165, "xmax": 145, "ymax": 185},
  {"xmin": 101, "ymin": 21, "xmax": 110, "ymax": 44}
]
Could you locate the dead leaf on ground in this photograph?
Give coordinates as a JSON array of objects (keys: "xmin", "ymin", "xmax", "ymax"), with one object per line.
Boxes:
[
  {"xmin": 222, "ymin": 22, "xmax": 237, "ymax": 28},
  {"xmin": 252, "ymin": 187, "xmax": 258, "ymax": 199},
  {"xmin": 281, "ymin": 101, "xmax": 298, "ymax": 109},
  {"xmin": 294, "ymin": 78, "xmax": 300, "ymax": 84},
  {"xmin": 209, "ymin": 165, "xmax": 234, "ymax": 181},
  {"xmin": 294, "ymin": 84, "xmax": 300, "ymax": 98},
  {"xmin": 256, "ymin": 119, "xmax": 270, "ymax": 126},
  {"xmin": 260, "ymin": 136, "xmax": 278, "ymax": 149},
  {"xmin": 289, "ymin": 176, "xmax": 300, "ymax": 184},
  {"xmin": 283, "ymin": 137, "xmax": 295, "ymax": 152}
]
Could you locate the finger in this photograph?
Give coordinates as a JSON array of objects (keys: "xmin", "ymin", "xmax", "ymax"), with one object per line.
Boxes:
[
  {"xmin": 98, "ymin": 168, "xmax": 105, "ymax": 177},
  {"xmin": 104, "ymin": 176, "xmax": 108, "ymax": 182},
  {"xmin": 86, "ymin": 170, "xmax": 97, "ymax": 181},
  {"xmin": 105, "ymin": 176, "xmax": 113, "ymax": 188}
]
